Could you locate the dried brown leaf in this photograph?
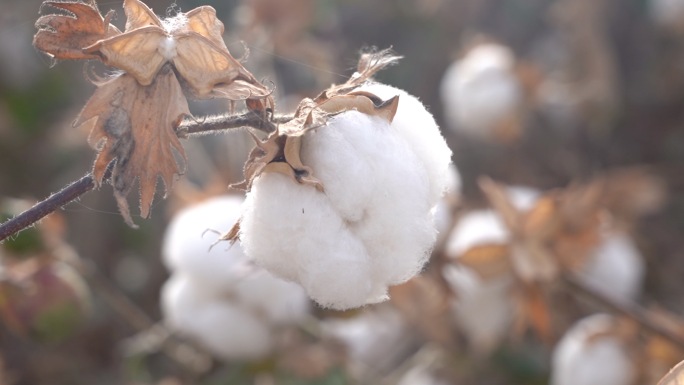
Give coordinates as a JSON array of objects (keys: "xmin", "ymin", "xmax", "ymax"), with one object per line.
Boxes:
[
  {"xmin": 74, "ymin": 66, "xmax": 189, "ymax": 226},
  {"xmin": 34, "ymin": 0, "xmax": 120, "ymax": 60}
]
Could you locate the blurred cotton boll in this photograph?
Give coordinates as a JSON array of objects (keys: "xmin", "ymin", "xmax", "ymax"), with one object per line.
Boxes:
[
  {"xmin": 161, "ymin": 274, "xmax": 274, "ymax": 360},
  {"xmin": 577, "ymin": 231, "xmax": 645, "ymax": 301},
  {"xmin": 161, "ymin": 195, "xmax": 310, "ymax": 361},
  {"xmin": 551, "ymin": 314, "xmax": 637, "ymax": 385},
  {"xmin": 162, "ymin": 195, "xmax": 254, "ymax": 294},
  {"xmin": 239, "ymin": 83, "xmax": 452, "ymax": 310},
  {"xmin": 443, "ymin": 209, "xmax": 514, "ymax": 353},
  {"xmin": 440, "ymin": 43, "xmax": 524, "ymax": 142},
  {"xmin": 650, "ymin": 0, "xmax": 684, "ymax": 32},
  {"xmin": 322, "ymin": 306, "xmax": 416, "ymax": 379}
]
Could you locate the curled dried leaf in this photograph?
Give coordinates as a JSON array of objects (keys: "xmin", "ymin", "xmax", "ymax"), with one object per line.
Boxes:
[
  {"xmin": 75, "ymin": 66, "xmax": 189, "ymax": 226},
  {"xmin": 34, "ymin": 0, "xmax": 121, "ymax": 60}
]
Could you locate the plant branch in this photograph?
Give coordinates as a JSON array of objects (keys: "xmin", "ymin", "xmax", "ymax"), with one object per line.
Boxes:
[
  {"xmin": 0, "ymin": 111, "xmax": 293, "ymax": 243},
  {"xmin": 177, "ymin": 110, "xmax": 293, "ymax": 138},
  {"xmin": 0, "ymin": 173, "xmax": 96, "ymax": 242},
  {"xmin": 562, "ymin": 273, "xmax": 684, "ymax": 350}
]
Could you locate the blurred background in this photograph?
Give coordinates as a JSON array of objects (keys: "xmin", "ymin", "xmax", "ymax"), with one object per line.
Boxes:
[{"xmin": 1, "ymin": 0, "xmax": 684, "ymax": 384}]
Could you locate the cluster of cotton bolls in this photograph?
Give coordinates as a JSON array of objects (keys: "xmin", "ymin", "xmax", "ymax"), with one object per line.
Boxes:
[
  {"xmin": 161, "ymin": 195, "xmax": 310, "ymax": 361},
  {"xmin": 238, "ymin": 82, "xmax": 453, "ymax": 310},
  {"xmin": 442, "ymin": 186, "xmax": 645, "ymax": 353},
  {"xmin": 440, "ymin": 42, "xmax": 524, "ymax": 142}
]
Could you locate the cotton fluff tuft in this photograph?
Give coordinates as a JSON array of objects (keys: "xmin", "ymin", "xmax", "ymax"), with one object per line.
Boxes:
[
  {"xmin": 440, "ymin": 43, "xmax": 522, "ymax": 139},
  {"xmin": 239, "ymin": 83, "xmax": 452, "ymax": 310},
  {"xmin": 551, "ymin": 314, "xmax": 636, "ymax": 385},
  {"xmin": 161, "ymin": 195, "xmax": 310, "ymax": 360}
]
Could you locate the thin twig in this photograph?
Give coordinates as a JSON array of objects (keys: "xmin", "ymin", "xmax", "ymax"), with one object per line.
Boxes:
[
  {"xmin": 562, "ymin": 273, "xmax": 684, "ymax": 350},
  {"xmin": 0, "ymin": 173, "xmax": 96, "ymax": 242},
  {"xmin": 0, "ymin": 111, "xmax": 293, "ymax": 243}
]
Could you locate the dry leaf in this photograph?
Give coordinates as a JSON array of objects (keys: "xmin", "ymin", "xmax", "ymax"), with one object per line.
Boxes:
[
  {"xmin": 34, "ymin": 0, "xmax": 274, "ymax": 226},
  {"xmin": 74, "ymin": 66, "xmax": 189, "ymax": 226},
  {"xmin": 34, "ymin": 0, "xmax": 121, "ymax": 60}
]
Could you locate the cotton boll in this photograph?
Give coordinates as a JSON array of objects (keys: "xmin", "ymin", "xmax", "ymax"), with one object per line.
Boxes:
[
  {"xmin": 446, "ymin": 210, "xmax": 509, "ymax": 257},
  {"xmin": 240, "ymin": 84, "xmax": 452, "ymax": 310},
  {"xmin": 162, "ymin": 195, "xmax": 252, "ymax": 294},
  {"xmin": 443, "ymin": 264, "xmax": 514, "ymax": 353},
  {"xmin": 551, "ymin": 314, "xmax": 636, "ymax": 385},
  {"xmin": 577, "ymin": 232, "xmax": 645, "ymax": 301},
  {"xmin": 650, "ymin": 0, "xmax": 684, "ymax": 32},
  {"xmin": 161, "ymin": 274, "xmax": 274, "ymax": 360},
  {"xmin": 234, "ymin": 269, "xmax": 310, "ymax": 325},
  {"xmin": 440, "ymin": 43, "xmax": 523, "ymax": 140}
]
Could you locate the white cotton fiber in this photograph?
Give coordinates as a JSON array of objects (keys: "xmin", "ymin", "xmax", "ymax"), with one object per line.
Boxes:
[
  {"xmin": 161, "ymin": 274, "xmax": 274, "ymax": 360},
  {"xmin": 551, "ymin": 314, "xmax": 636, "ymax": 385},
  {"xmin": 433, "ymin": 164, "xmax": 463, "ymax": 235},
  {"xmin": 577, "ymin": 231, "xmax": 644, "ymax": 301},
  {"xmin": 447, "ymin": 210, "xmax": 510, "ymax": 257},
  {"xmin": 440, "ymin": 43, "xmax": 522, "ymax": 139},
  {"xmin": 162, "ymin": 195, "xmax": 252, "ymax": 294},
  {"xmin": 239, "ymin": 83, "xmax": 452, "ymax": 310}
]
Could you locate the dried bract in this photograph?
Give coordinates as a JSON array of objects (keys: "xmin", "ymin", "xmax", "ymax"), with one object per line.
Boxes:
[{"xmin": 33, "ymin": 0, "xmax": 273, "ymax": 224}]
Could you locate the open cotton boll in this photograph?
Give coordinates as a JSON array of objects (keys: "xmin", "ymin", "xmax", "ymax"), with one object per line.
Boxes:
[
  {"xmin": 577, "ymin": 231, "xmax": 645, "ymax": 301},
  {"xmin": 440, "ymin": 43, "xmax": 523, "ymax": 140},
  {"xmin": 162, "ymin": 195, "xmax": 252, "ymax": 294},
  {"xmin": 239, "ymin": 84, "xmax": 452, "ymax": 310},
  {"xmin": 161, "ymin": 274, "xmax": 274, "ymax": 360},
  {"xmin": 551, "ymin": 314, "xmax": 636, "ymax": 385}
]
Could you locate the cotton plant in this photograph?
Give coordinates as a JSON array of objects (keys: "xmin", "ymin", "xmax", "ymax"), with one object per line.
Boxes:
[
  {"xmin": 433, "ymin": 164, "xmax": 463, "ymax": 235},
  {"xmin": 161, "ymin": 195, "xmax": 310, "ymax": 361},
  {"xmin": 440, "ymin": 42, "xmax": 524, "ymax": 142},
  {"xmin": 551, "ymin": 314, "xmax": 638, "ymax": 385},
  {"xmin": 226, "ymin": 52, "xmax": 453, "ymax": 310}
]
